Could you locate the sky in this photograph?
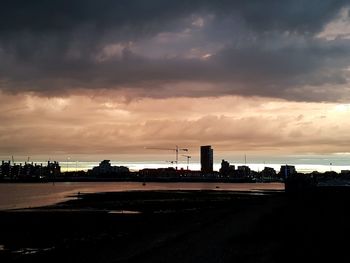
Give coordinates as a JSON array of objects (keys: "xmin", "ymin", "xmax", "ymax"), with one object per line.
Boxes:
[{"xmin": 1, "ymin": 1, "xmax": 350, "ymax": 171}]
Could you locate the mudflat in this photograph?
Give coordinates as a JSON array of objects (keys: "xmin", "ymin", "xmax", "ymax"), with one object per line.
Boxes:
[{"xmin": 0, "ymin": 188, "xmax": 350, "ymax": 263}]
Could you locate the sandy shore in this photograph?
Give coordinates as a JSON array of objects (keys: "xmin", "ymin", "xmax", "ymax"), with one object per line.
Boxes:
[{"xmin": 0, "ymin": 188, "xmax": 350, "ymax": 262}]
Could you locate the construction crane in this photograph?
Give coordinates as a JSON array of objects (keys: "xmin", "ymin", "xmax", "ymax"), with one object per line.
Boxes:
[
  {"xmin": 145, "ymin": 145, "xmax": 188, "ymax": 170},
  {"xmin": 182, "ymin": 155, "xmax": 191, "ymax": 170}
]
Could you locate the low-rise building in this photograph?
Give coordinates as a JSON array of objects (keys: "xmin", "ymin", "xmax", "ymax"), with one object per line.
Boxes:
[
  {"xmin": 236, "ymin": 165, "xmax": 251, "ymax": 178},
  {"xmin": 219, "ymin": 159, "xmax": 235, "ymax": 176},
  {"xmin": 261, "ymin": 167, "xmax": 277, "ymax": 178},
  {"xmin": 90, "ymin": 160, "xmax": 129, "ymax": 177},
  {"xmin": 279, "ymin": 165, "xmax": 296, "ymax": 178}
]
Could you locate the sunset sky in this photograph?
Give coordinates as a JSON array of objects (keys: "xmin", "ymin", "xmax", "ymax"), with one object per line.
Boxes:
[{"xmin": 1, "ymin": 1, "xmax": 350, "ymax": 171}]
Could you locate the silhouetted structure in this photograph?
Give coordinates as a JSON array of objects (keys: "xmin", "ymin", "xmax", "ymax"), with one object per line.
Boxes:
[
  {"xmin": 219, "ymin": 159, "xmax": 235, "ymax": 176},
  {"xmin": 139, "ymin": 167, "xmax": 177, "ymax": 178},
  {"xmin": 280, "ymin": 165, "xmax": 296, "ymax": 179},
  {"xmin": 89, "ymin": 160, "xmax": 129, "ymax": 177},
  {"xmin": 0, "ymin": 160, "xmax": 60, "ymax": 181},
  {"xmin": 237, "ymin": 165, "xmax": 251, "ymax": 178},
  {"xmin": 261, "ymin": 167, "xmax": 277, "ymax": 178},
  {"xmin": 201, "ymin": 145, "xmax": 213, "ymax": 173},
  {"xmin": 46, "ymin": 161, "xmax": 61, "ymax": 178},
  {"xmin": 0, "ymin": 161, "xmax": 11, "ymax": 178}
]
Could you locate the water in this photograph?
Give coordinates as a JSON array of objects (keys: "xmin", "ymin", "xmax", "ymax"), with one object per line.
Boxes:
[{"xmin": 0, "ymin": 182, "xmax": 284, "ymax": 210}]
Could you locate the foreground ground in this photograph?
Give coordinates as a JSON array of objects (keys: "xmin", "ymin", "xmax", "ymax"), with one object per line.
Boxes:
[{"xmin": 1, "ymin": 187, "xmax": 350, "ymax": 262}]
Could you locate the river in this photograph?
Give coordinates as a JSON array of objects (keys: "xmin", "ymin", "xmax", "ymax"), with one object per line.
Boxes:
[{"xmin": 0, "ymin": 182, "xmax": 284, "ymax": 210}]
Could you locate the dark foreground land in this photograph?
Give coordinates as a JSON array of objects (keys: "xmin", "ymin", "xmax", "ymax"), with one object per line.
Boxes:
[{"xmin": 1, "ymin": 187, "xmax": 350, "ymax": 263}]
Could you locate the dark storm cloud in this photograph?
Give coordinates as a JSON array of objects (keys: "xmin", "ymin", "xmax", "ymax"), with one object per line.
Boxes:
[
  {"xmin": 0, "ymin": 0, "xmax": 347, "ymax": 34},
  {"xmin": 0, "ymin": 0, "xmax": 350, "ymax": 101}
]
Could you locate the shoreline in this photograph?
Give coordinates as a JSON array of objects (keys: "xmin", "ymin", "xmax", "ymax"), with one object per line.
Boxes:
[
  {"xmin": 0, "ymin": 182, "xmax": 285, "ymax": 211},
  {"xmin": 1, "ymin": 187, "xmax": 350, "ymax": 262},
  {"xmin": 0, "ymin": 189, "xmax": 282, "ymax": 263}
]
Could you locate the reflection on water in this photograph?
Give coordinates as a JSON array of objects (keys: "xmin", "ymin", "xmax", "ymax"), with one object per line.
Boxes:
[
  {"xmin": 0, "ymin": 182, "xmax": 284, "ymax": 210},
  {"xmin": 108, "ymin": 210, "xmax": 142, "ymax": 214},
  {"xmin": 12, "ymin": 247, "xmax": 54, "ymax": 255}
]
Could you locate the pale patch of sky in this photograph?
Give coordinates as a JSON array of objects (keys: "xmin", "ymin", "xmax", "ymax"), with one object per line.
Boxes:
[{"xmin": 317, "ymin": 7, "xmax": 350, "ymax": 40}]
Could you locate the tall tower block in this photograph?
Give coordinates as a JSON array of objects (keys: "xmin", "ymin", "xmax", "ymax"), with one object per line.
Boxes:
[{"xmin": 201, "ymin": 145, "xmax": 213, "ymax": 173}]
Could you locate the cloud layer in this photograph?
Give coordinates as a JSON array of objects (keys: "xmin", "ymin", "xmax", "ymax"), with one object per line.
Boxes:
[
  {"xmin": 1, "ymin": 1, "xmax": 350, "ymax": 101},
  {"xmin": 1, "ymin": 93, "xmax": 350, "ymax": 160}
]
